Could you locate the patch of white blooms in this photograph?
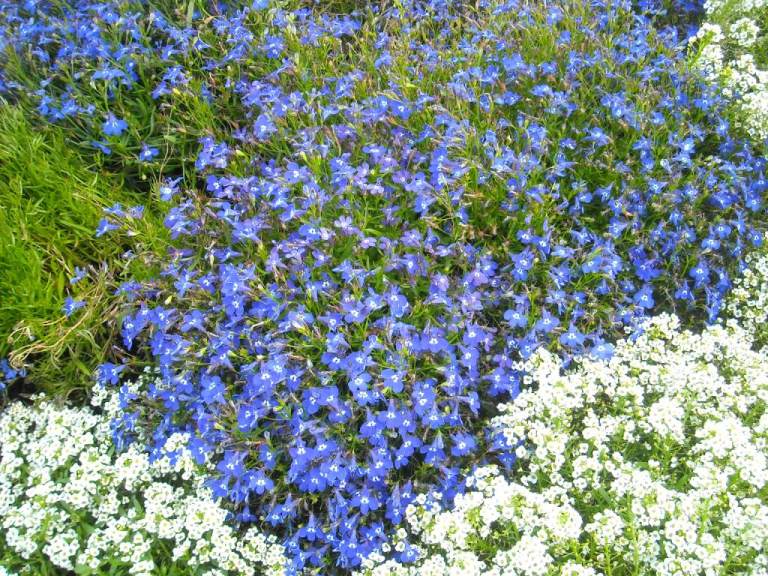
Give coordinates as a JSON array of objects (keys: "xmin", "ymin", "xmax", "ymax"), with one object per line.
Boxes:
[
  {"xmin": 0, "ymin": 382, "xmax": 286, "ymax": 576},
  {"xmin": 355, "ymin": 251, "xmax": 768, "ymax": 576},
  {"xmin": 725, "ymin": 245, "xmax": 768, "ymax": 339},
  {"xmin": 690, "ymin": 0, "xmax": 768, "ymax": 140}
]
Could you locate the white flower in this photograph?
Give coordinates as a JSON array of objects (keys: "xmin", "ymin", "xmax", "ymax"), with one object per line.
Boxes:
[
  {"xmin": 731, "ymin": 17, "xmax": 761, "ymax": 46},
  {"xmin": 692, "ymin": 3, "xmax": 768, "ymax": 140},
  {"xmin": 0, "ymin": 380, "xmax": 286, "ymax": 575}
]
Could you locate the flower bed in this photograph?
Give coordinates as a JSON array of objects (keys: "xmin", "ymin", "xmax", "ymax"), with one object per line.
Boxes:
[
  {"xmin": 357, "ymin": 315, "xmax": 768, "ymax": 575},
  {"xmin": 57, "ymin": 0, "xmax": 768, "ymax": 567},
  {"xmin": 353, "ymin": 245, "xmax": 768, "ymax": 574},
  {"xmin": 4, "ymin": 246, "xmax": 768, "ymax": 575},
  {"xmin": 1, "ymin": 0, "xmax": 767, "ymax": 574}
]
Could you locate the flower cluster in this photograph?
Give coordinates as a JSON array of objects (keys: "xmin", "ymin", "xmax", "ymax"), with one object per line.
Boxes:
[
  {"xmin": 726, "ymin": 225, "xmax": 768, "ymax": 346},
  {"xmin": 3, "ymin": 0, "xmax": 767, "ymax": 571},
  {"xmin": 356, "ymin": 309, "xmax": 768, "ymax": 574},
  {"xmin": 0, "ymin": 381, "xmax": 286, "ymax": 576},
  {"xmin": 689, "ymin": 0, "xmax": 768, "ymax": 140}
]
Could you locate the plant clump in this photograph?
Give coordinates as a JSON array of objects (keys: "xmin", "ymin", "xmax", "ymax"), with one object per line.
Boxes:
[{"xmin": 2, "ymin": 0, "xmax": 767, "ymax": 572}]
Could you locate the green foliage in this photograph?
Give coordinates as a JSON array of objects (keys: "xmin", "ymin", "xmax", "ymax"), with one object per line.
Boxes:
[{"xmin": 0, "ymin": 106, "xmax": 167, "ymax": 396}]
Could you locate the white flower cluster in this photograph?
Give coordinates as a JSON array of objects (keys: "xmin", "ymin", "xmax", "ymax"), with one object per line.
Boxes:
[
  {"xmin": 0, "ymin": 386, "xmax": 286, "ymax": 576},
  {"xmin": 690, "ymin": 0, "xmax": 768, "ymax": 140},
  {"xmin": 356, "ymin": 252, "xmax": 768, "ymax": 576},
  {"xmin": 725, "ymin": 245, "xmax": 768, "ymax": 342}
]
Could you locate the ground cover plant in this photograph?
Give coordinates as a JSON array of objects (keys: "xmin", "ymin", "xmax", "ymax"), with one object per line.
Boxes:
[
  {"xmin": 0, "ymin": 107, "xmax": 166, "ymax": 396},
  {"xmin": 3, "ymin": 242, "xmax": 768, "ymax": 576},
  {"xmin": 1, "ymin": 0, "xmax": 768, "ymax": 574},
  {"xmin": 0, "ymin": 384, "xmax": 286, "ymax": 576},
  {"xmin": 690, "ymin": 0, "xmax": 768, "ymax": 140},
  {"xmin": 356, "ymin": 308, "xmax": 768, "ymax": 575}
]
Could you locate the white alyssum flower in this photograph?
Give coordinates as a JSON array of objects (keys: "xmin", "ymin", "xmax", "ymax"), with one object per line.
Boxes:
[
  {"xmin": 0, "ymin": 386, "xmax": 285, "ymax": 576},
  {"xmin": 690, "ymin": 22, "xmax": 726, "ymax": 79},
  {"xmin": 731, "ymin": 17, "xmax": 760, "ymax": 46}
]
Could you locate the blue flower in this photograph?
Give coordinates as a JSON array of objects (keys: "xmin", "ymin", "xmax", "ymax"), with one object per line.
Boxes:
[
  {"xmin": 386, "ymin": 287, "xmax": 409, "ymax": 318},
  {"xmin": 62, "ymin": 297, "xmax": 85, "ymax": 317},
  {"xmin": 381, "ymin": 368, "xmax": 405, "ymax": 393},
  {"xmin": 91, "ymin": 140, "xmax": 112, "ymax": 155},
  {"xmin": 217, "ymin": 450, "xmax": 247, "ymax": 480},
  {"xmin": 69, "ymin": 266, "xmax": 87, "ymax": 285},
  {"xmin": 450, "ymin": 432, "xmax": 476, "ymax": 456},
  {"xmin": 0, "ymin": 359, "xmax": 26, "ymax": 392},
  {"xmin": 248, "ymin": 469, "xmax": 274, "ymax": 495},
  {"xmin": 102, "ymin": 113, "xmax": 128, "ymax": 137},
  {"xmin": 590, "ymin": 339, "xmax": 615, "ymax": 360},
  {"xmin": 585, "ymin": 126, "xmax": 610, "ymax": 147},
  {"xmin": 95, "ymin": 218, "xmax": 120, "ymax": 237},
  {"xmin": 201, "ymin": 374, "xmax": 226, "ymax": 405},
  {"xmin": 352, "ymin": 488, "xmax": 380, "ymax": 515},
  {"xmin": 559, "ymin": 324, "xmax": 586, "ymax": 348},
  {"xmin": 253, "ymin": 113, "xmax": 277, "ymax": 140},
  {"xmin": 633, "ymin": 284, "xmax": 655, "ymax": 309},
  {"xmin": 504, "ymin": 306, "xmax": 528, "ymax": 329},
  {"xmin": 96, "ymin": 362, "xmax": 125, "ymax": 386},
  {"xmin": 138, "ymin": 143, "xmax": 159, "ymax": 162},
  {"xmin": 689, "ymin": 260, "xmax": 710, "ymax": 288},
  {"xmin": 535, "ymin": 310, "xmax": 560, "ymax": 334}
]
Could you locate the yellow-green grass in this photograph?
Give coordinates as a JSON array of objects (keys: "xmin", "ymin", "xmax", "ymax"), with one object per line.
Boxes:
[{"xmin": 0, "ymin": 105, "xmax": 167, "ymax": 397}]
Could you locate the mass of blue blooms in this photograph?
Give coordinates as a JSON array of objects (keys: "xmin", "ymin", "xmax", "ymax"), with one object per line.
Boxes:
[{"xmin": 1, "ymin": 0, "xmax": 765, "ymax": 573}]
